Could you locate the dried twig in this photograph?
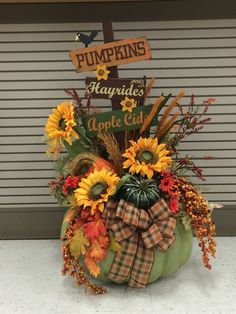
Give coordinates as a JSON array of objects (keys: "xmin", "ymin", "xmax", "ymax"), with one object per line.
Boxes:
[{"xmin": 97, "ymin": 133, "xmax": 124, "ymax": 176}]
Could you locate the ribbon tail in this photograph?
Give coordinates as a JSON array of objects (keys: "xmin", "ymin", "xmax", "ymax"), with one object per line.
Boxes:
[
  {"xmin": 108, "ymin": 233, "xmax": 138, "ymax": 283},
  {"xmin": 129, "ymin": 239, "xmax": 154, "ymax": 288}
]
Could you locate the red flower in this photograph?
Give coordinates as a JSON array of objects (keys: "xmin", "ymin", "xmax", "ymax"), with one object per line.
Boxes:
[
  {"xmin": 62, "ymin": 176, "xmax": 79, "ymax": 195},
  {"xmin": 161, "ymin": 170, "xmax": 173, "ymax": 178},
  {"xmin": 65, "ymin": 176, "xmax": 79, "ymax": 188},
  {"xmin": 169, "ymin": 198, "xmax": 179, "ymax": 214},
  {"xmin": 159, "ymin": 177, "xmax": 174, "ymax": 193}
]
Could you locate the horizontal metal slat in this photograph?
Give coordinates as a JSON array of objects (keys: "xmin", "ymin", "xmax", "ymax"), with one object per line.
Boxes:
[
  {"xmin": 1, "ymin": 38, "xmax": 236, "ymax": 52},
  {"xmin": 1, "ymin": 96, "xmax": 236, "ymax": 109},
  {"xmin": 1, "ymin": 132, "xmax": 236, "ymax": 145},
  {"xmin": 1, "ymin": 86, "xmax": 236, "ymax": 100},
  {"xmin": 0, "ymin": 161, "xmax": 53, "ymax": 170},
  {"xmin": 0, "ymin": 187, "xmax": 50, "ymax": 195},
  {"xmin": 1, "ymin": 76, "xmax": 236, "ymax": 90},
  {"xmin": 2, "ymin": 28, "xmax": 236, "ymax": 42},
  {"xmin": 0, "ymin": 170, "xmax": 55, "ymax": 179}
]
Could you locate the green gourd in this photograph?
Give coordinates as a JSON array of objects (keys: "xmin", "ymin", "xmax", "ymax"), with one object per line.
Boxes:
[
  {"xmin": 97, "ymin": 218, "xmax": 193, "ymax": 284},
  {"xmin": 117, "ymin": 175, "xmax": 160, "ymax": 210}
]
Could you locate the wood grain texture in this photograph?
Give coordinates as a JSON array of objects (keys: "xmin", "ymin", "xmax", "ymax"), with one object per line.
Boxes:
[{"xmin": 69, "ymin": 37, "xmax": 151, "ymax": 72}]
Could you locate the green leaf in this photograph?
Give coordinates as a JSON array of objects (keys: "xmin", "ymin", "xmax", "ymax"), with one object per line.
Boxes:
[
  {"xmin": 156, "ymin": 93, "xmax": 172, "ymax": 116},
  {"xmin": 64, "ymin": 140, "xmax": 87, "ymax": 160},
  {"xmin": 181, "ymin": 213, "xmax": 192, "ymax": 231},
  {"xmin": 114, "ymin": 173, "xmax": 132, "ymax": 195},
  {"xmin": 109, "ymin": 232, "xmax": 121, "ymax": 252},
  {"xmin": 69, "ymin": 228, "xmax": 89, "ymax": 258},
  {"xmin": 54, "ymin": 156, "xmax": 70, "ymax": 176},
  {"xmin": 74, "ymin": 125, "xmax": 93, "ymax": 147}
]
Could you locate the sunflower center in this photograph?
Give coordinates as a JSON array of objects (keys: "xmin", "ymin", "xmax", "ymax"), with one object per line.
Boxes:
[
  {"xmin": 89, "ymin": 182, "xmax": 108, "ymax": 200},
  {"xmin": 59, "ymin": 118, "xmax": 66, "ymax": 130},
  {"xmin": 125, "ymin": 101, "xmax": 133, "ymax": 107},
  {"xmin": 98, "ymin": 69, "xmax": 104, "ymax": 76},
  {"xmin": 136, "ymin": 150, "xmax": 157, "ymax": 164}
]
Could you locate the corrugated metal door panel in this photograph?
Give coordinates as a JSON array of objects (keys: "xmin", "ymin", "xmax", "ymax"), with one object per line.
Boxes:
[{"xmin": 0, "ymin": 19, "xmax": 236, "ymax": 208}]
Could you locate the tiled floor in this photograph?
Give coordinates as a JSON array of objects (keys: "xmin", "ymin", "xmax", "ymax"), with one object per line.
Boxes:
[{"xmin": 0, "ymin": 238, "xmax": 235, "ymax": 314}]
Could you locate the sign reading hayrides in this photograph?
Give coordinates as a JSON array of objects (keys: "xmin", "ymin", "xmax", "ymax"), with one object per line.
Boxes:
[
  {"xmin": 69, "ymin": 37, "xmax": 151, "ymax": 72},
  {"xmin": 85, "ymin": 78, "xmax": 145, "ymax": 101}
]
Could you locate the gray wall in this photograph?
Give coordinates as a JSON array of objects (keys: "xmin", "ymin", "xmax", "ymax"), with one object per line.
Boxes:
[{"xmin": 0, "ymin": 19, "xmax": 235, "ymax": 238}]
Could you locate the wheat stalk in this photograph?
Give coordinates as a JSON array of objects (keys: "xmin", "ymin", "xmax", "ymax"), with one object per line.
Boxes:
[
  {"xmin": 158, "ymin": 90, "xmax": 185, "ymax": 131},
  {"xmin": 157, "ymin": 111, "xmax": 180, "ymax": 138},
  {"xmin": 97, "ymin": 133, "xmax": 124, "ymax": 176},
  {"xmin": 143, "ymin": 78, "xmax": 155, "ymax": 105},
  {"xmin": 139, "ymin": 95, "xmax": 164, "ymax": 135}
]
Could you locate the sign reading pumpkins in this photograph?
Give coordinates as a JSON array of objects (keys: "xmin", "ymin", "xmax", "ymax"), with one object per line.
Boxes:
[
  {"xmin": 69, "ymin": 37, "xmax": 151, "ymax": 72},
  {"xmin": 82, "ymin": 104, "xmax": 154, "ymax": 136},
  {"xmin": 85, "ymin": 78, "xmax": 145, "ymax": 101}
]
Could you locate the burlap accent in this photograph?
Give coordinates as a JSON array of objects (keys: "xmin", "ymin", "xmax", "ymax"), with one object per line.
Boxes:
[{"xmin": 102, "ymin": 198, "xmax": 176, "ymax": 288}]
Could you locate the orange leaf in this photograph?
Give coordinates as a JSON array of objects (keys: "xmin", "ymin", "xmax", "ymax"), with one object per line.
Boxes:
[
  {"xmin": 83, "ymin": 218, "xmax": 107, "ymax": 238},
  {"xmin": 63, "ymin": 208, "xmax": 78, "ymax": 223},
  {"xmin": 89, "ymin": 236, "xmax": 109, "ymax": 262}
]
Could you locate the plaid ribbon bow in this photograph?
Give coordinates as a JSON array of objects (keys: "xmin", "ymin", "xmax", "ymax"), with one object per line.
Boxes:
[{"xmin": 102, "ymin": 198, "xmax": 176, "ymax": 288}]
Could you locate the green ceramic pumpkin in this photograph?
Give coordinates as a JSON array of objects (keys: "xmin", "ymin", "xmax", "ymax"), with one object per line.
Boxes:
[
  {"xmin": 97, "ymin": 218, "xmax": 193, "ymax": 284},
  {"xmin": 117, "ymin": 175, "xmax": 161, "ymax": 210}
]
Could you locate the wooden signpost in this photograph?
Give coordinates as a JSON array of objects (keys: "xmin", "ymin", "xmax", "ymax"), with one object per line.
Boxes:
[
  {"xmin": 69, "ymin": 22, "xmax": 152, "ymax": 148},
  {"xmin": 81, "ymin": 104, "xmax": 155, "ymax": 136},
  {"xmin": 69, "ymin": 37, "xmax": 151, "ymax": 73},
  {"xmin": 85, "ymin": 77, "xmax": 145, "ymax": 101}
]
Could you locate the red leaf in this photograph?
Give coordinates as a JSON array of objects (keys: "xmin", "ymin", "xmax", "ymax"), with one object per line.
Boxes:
[{"xmin": 83, "ymin": 218, "xmax": 107, "ymax": 239}]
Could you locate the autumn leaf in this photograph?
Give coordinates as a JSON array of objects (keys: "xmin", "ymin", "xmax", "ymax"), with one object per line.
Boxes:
[
  {"xmin": 83, "ymin": 218, "xmax": 107, "ymax": 238},
  {"xmin": 84, "ymin": 254, "xmax": 100, "ymax": 277},
  {"xmin": 109, "ymin": 232, "xmax": 121, "ymax": 252},
  {"xmin": 63, "ymin": 208, "xmax": 78, "ymax": 223},
  {"xmin": 69, "ymin": 228, "xmax": 89, "ymax": 258},
  {"xmin": 89, "ymin": 235, "xmax": 109, "ymax": 262},
  {"xmin": 181, "ymin": 213, "xmax": 192, "ymax": 231}
]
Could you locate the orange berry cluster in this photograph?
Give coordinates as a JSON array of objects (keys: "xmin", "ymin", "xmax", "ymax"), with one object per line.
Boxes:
[
  {"xmin": 173, "ymin": 176, "xmax": 216, "ymax": 269},
  {"xmin": 62, "ymin": 217, "xmax": 107, "ymax": 294}
]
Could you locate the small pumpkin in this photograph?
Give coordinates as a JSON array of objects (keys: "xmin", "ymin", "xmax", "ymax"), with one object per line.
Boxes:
[
  {"xmin": 117, "ymin": 174, "xmax": 160, "ymax": 210},
  {"xmin": 69, "ymin": 152, "xmax": 115, "ymax": 177}
]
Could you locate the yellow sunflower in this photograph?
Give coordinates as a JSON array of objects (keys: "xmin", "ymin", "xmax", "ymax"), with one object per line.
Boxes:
[
  {"xmin": 45, "ymin": 101, "xmax": 79, "ymax": 158},
  {"xmin": 120, "ymin": 97, "xmax": 137, "ymax": 113},
  {"xmin": 74, "ymin": 169, "xmax": 120, "ymax": 214},
  {"xmin": 95, "ymin": 65, "xmax": 110, "ymax": 81},
  {"xmin": 122, "ymin": 137, "xmax": 172, "ymax": 179}
]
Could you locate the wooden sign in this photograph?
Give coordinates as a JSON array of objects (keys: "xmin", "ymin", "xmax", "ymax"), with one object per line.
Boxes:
[
  {"xmin": 82, "ymin": 104, "xmax": 155, "ymax": 136},
  {"xmin": 69, "ymin": 37, "xmax": 151, "ymax": 73},
  {"xmin": 85, "ymin": 77, "xmax": 145, "ymax": 101}
]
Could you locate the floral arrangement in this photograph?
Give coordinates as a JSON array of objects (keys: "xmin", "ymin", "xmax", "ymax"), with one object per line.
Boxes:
[
  {"xmin": 44, "ymin": 72, "xmax": 218, "ymax": 293},
  {"xmin": 43, "ymin": 25, "xmax": 221, "ymax": 295}
]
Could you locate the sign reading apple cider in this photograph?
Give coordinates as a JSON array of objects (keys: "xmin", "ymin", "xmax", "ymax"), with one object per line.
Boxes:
[
  {"xmin": 81, "ymin": 104, "xmax": 156, "ymax": 136},
  {"xmin": 85, "ymin": 78, "xmax": 145, "ymax": 101},
  {"xmin": 69, "ymin": 37, "xmax": 151, "ymax": 73}
]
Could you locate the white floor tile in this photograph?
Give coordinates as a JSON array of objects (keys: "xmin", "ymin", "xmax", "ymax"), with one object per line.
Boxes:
[{"xmin": 0, "ymin": 238, "xmax": 235, "ymax": 314}]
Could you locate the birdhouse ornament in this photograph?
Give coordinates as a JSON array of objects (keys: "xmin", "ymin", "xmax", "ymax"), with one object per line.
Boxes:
[{"xmin": 44, "ymin": 22, "xmax": 218, "ymax": 294}]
